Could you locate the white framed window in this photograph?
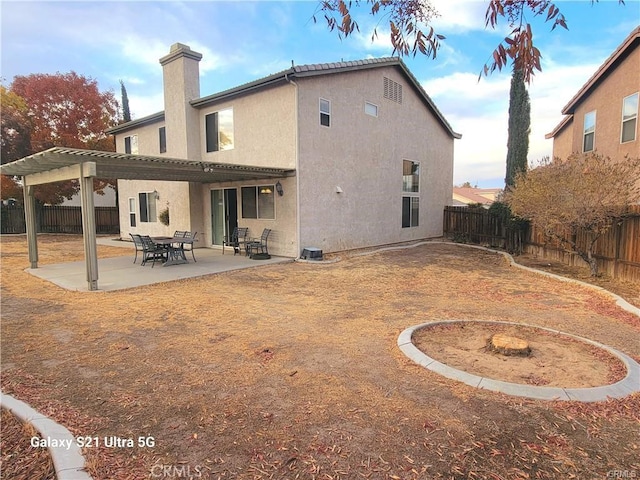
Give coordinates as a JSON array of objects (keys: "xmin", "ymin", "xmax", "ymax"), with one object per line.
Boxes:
[
  {"xmin": 205, "ymin": 108, "xmax": 234, "ymax": 152},
  {"xmin": 128, "ymin": 197, "xmax": 136, "ymax": 227},
  {"xmin": 621, "ymin": 93, "xmax": 638, "ymax": 143},
  {"xmin": 319, "ymin": 98, "xmax": 331, "ymax": 127},
  {"xmin": 138, "ymin": 192, "xmax": 157, "ymax": 223},
  {"xmin": 583, "ymin": 111, "xmax": 596, "ymax": 152},
  {"xmin": 402, "ymin": 160, "xmax": 419, "ymax": 228},
  {"xmin": 365, "ymin": 102, "xmax": 378, "ymax": 117},
  {"xmin": 124, "ymin": 135, "xmax": 138, "ymax": 154},
  {"xmin": 241, "ymin": 185, "xmax": 275, "ymax": 219}
]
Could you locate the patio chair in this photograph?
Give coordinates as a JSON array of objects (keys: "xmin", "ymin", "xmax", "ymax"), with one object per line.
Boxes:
[
  {"xmin": 223, "ymin": 227, "xmax": 248, "ymax": 255},
  {"xmin": 246, "ymin": 228, "xmax": 271, "ymax": 258},
  {"xmin": 140, "ymin": 235, "xmax": 168, "ymax": 267},
  {"xmin": 180, "ymin": 231, "xmax": 198, "ymax": 262},
  {"xmin": 130, "ymin": 233, "xmax": 145, "ymax": 264}
]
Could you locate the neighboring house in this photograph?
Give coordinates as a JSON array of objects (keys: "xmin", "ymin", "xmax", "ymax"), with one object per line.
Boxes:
[
  {"xmin": 106, "ymin": 43, "xmax": 460, "ymax": 257},
  {"xmin": 546, "ymin": 26, "xmax": 639, "ymax": 162},
  {"xmin": 452, "ymin": 187, "xmax": 501, "ymax": 207}
]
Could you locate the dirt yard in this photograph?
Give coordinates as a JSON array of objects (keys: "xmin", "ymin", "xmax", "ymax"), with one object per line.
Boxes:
[{"xmin": 1, "ymin": 235, "xmax": 639, "ymax": 479}]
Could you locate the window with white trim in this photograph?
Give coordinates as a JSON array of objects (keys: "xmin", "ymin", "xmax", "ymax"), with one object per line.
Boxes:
[
  {"xmin": 365, "ymin": 102, "xmax": 378, "ymax": 117},
  {"xmin": 128, "ymin": 197, "xmax": 136, "ymax": 227},
  {"xmin": 621, "ymin": 93, "xmax": 638, "ymax": 143},
  {"xmin": 241, "ymin": 185, "xmax": 275, "ymax": 219},
  {"xmin": 124, "ymin": 135, "xmax": 138, "ymax": 154},
  {"xmin": 402, "ymin": 160, "xmax": 419, "ymax": 228},
  {"xmin": 319, "ymin": 98, "xmax": 331, "ymax": 127},
  {"xmin": 138, "ymin": 192, "xmax": 157, "ymax": 223},
  {"xmin": 205, "ymin": 108, "xmax": 234, "ymax": 152},
  {"xmin": 583, "ymin": 111, "xmax": 596, "ymax": 152}
]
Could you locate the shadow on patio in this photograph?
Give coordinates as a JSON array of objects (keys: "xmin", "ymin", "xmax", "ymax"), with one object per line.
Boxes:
[{"xmin": 26, "ymin": 238, "xmax": 293, "ymax": 292}]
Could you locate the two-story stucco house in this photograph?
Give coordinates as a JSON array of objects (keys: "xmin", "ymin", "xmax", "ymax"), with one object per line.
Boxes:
[
  {"xmin": 107, "ymin": 43, "xmax": 460, "ymax": 258},
  {"xmin": 545, "ymin": 26, "xmax": 639, "ymax": 162}
]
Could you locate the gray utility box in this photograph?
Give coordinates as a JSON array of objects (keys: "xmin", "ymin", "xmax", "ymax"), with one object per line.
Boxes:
[{"xmin": 301, "ymin": 247, "xmax": 323, "ymax": 261}]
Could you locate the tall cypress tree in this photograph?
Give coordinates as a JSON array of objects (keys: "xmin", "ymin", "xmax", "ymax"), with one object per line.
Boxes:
[
  {"xmin": 505, "ymin": 69, "xmax": 530, "ymax": 188},
  {"xmin": 120, "ymin": 80, "xmax": 131, "ymax": 123}
]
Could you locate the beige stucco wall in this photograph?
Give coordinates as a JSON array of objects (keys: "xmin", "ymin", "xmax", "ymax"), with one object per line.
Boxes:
[
  {"xmin": 295, "ymin": 67, "xmax": 455, "ymax": 254},
  {"xmin": 199, "ymin": 83, "xmax": 297, "ymax": 170},
  {"xmin": 551, "ymin": 119, "xmax": 574, "ymax": 160},
  {"xmin": 553, "ymin": 45, "xmax": 639, "ymax": 160}
]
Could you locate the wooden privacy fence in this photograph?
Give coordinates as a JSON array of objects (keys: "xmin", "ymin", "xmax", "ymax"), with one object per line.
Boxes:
[
  {"xmin": 443, "ymin": 205, "xmax": 640, "ymax": 282},
  {"xmin": 1, "ymin": 205, "xmax": 119, "ymax": 235}
]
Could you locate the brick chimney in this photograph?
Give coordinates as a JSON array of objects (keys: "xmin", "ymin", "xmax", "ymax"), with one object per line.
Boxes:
[{"xmin": 159, "ymin": 43, "xmax": 202, "ymax": 159}]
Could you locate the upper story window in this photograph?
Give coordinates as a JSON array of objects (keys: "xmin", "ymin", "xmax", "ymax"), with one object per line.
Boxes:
[
  {"xmin": 384, "ymin": 77, "xmax": 402, "ymax": 104},
  {"xmin": 159, "ymin": 127, "xmax": 167, "ymax": 153},
  {"xmin": 621, "ymin": 93, "xmax": 638, "ymax": 143},
  {"xmin": 319, "ymin": 98, "xmax": 331, "ymax": 127},
  {"xmin": 583, "ymin": 111, "xmax": 596, "ymax": 152},
  {"xmin": 205, "ymin": 108, "xmax": 234, "ymax": 152},
  {"xmin": 125, "ymin": 135, "xmax": 138, "ymax": 154},
  {"xmin": 365, "ymin": 102, "xmax": 378, "ymax": 117},
  {"xmin": 402, "ymin": 160, "xmax": 419, "ymax": 229},
  {"xmin": 402, "ymin": 159, "xmax": 420, "ymax": 193}
]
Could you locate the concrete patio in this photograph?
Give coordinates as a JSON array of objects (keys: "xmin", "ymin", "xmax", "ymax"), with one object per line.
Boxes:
[{"xmin": 26, "ymin": 237, "xmax": 293, "ymax": 292}]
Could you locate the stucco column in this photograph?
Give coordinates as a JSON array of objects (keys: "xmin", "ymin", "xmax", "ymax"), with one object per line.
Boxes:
[{"xmin": 22, "ymin": 183, "xmax": 38, "ymax": 269}]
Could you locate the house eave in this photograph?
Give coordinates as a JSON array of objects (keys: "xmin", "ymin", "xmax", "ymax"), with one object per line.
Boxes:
[{"xmin": 105, "ymin": 111, "xmax": 166, "ymax": 135}]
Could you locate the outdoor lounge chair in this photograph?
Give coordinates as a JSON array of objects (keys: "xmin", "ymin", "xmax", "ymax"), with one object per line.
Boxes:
[
  {"xmin": 140, "ymin": 235, "xmax": 168, "ymax": 267},
  {"xmin": 223, "ymin": 227, "xmax": 248, "ymax": 255},
  {"xmin": 130, "ymin": 233, "xmax": 145, "ymax": 264},
  {"xmin": 246, "ymin": 228, "xmax": 271, "ymax": 258}
]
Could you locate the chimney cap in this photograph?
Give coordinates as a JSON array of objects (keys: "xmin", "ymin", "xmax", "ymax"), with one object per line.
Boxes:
[{"xmin": 160, "ymin": 43, "xmax": 203, "ymax": 66}]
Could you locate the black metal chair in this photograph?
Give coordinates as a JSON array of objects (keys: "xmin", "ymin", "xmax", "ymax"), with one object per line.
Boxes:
[
  {"xmin": 180, "ymin": 231, "xmax": 197, "ymax": 262},
  {"xmin": 223, "ymin": 227, "xmax": 248, "ymax": 255},
  {"xmin": 130, "ymin": 233, "xmax": 145, "ymax": 264},
  {"xmin": 140, "ymin": 235, "xmax": 168, "ymax": 267},
  {"xmin": 246, "ymin": 228, "xmax": 271, "ymax": 258}
]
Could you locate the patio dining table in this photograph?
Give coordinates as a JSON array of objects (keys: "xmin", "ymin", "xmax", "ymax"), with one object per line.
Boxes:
[{"xmin": 152, "ymin": 236, "xmax": 194, "ymax": 266}]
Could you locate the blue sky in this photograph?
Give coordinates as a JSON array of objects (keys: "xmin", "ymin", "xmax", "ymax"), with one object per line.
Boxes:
[{"xmin": 1, "ymin": 1, "xmax": 638, "ymax": 187}]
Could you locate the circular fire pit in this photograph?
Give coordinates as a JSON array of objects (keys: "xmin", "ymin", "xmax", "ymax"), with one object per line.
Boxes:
[{"xmin": 397, "ymin": 320, "xmax": 640, "ymax": 402}]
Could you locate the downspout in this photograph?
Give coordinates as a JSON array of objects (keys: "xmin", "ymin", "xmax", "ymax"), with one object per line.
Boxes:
[{"xmin": 285, "ymin": 72, "xmax": 301, "ymax": 260}]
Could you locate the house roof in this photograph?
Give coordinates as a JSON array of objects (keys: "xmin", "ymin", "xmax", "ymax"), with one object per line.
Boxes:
[
  {"xmin": 108, "ymin": 57, "xmax": 461, "ymax": 139},
  {"xmin": 452, "ymin": 187, "xmax": 502, "ymax": 206},
  {"xmin": 546, "ymin": 26, "xmax": 640, "ymax": 139},
  {"xmin": 0, "ymin": 147, "xmax": 294, "ymax": 183}
]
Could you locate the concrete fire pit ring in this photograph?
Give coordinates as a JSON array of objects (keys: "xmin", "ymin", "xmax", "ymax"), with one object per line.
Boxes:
[{"xmin": 398, "ymin": 320, "xmax": 640, "ymax": 402}]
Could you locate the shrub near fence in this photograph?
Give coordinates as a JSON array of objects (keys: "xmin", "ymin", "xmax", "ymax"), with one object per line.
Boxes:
[
  {"xmin": 0, "ymin": 205, "xmax": 119, "ymax": 235},
  {"xmin": 443, "ymin": 205, "xmax": 640, "ymax": 282}
]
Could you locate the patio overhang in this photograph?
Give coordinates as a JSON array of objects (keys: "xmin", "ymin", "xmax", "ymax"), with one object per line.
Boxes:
[
  {"xmin": 0, "ymin": 147, "xmax": 295, "ymax": 183},
  {"xmin": 0, "ymin": 147, "xmax": 296, "ymax": 291}
]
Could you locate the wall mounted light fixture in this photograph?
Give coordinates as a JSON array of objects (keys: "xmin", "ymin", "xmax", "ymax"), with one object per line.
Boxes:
[{"xmin": 275, "ymin": 181, "xmax": 284, "ymax": 196}]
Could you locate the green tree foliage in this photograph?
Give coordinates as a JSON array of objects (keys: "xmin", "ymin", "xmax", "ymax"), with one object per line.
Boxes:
[
  {"xmin": 5, "ymin": 72, "xmax": 119, "ymax": 204},
  {"xmin": 120, "ymin": 79, "xmax": 131, "ymax": 123},
  {"xmin": 505, "ymin": 153, "xmax": 640, "ymax": 276},
  {"xmin": 1, "ymin": 86, "xmax": 32, "ymax": 165},
  {"xmin": 315, "ymin": 0, "xmax": 625, "ymax": 83},
  {"xmin": 505, "ymin": 69, "xmax": 530, "ymax": 187}
]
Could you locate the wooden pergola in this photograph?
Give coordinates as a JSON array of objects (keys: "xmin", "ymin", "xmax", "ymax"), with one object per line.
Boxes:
[{"xmin": 0, "ymin": 147, "xmax": 294, "ymax": 291}]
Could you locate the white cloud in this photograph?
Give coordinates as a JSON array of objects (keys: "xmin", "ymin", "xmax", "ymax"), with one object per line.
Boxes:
[{"xmin": 423, "ymin": 57, "xmax": 604, "ymax": 187}]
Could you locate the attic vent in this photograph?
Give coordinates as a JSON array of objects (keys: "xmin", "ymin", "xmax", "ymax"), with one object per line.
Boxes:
[{"xmin": 383, "ymin": 77, "xmax": 402, "ymax": 104}]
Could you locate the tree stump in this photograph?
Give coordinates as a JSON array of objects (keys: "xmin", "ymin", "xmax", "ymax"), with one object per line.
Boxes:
[{"xmin": 488, "ymin": 333, "xmax": 531, "ymax": 357}]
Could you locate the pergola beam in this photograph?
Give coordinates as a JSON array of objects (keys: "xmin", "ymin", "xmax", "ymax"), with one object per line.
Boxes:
[{"xmin": 24, "ymin": 162, "xmax": 96, "ymax": 186}]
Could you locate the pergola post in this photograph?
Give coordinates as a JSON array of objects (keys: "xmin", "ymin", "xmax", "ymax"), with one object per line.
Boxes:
[
  {"xmin": 79, "ymin": 163, "xmax": 98, "ymax": 291},
  {"xmin": 22, "ymin": 184, "xmax": 38, "ymax": 269}
]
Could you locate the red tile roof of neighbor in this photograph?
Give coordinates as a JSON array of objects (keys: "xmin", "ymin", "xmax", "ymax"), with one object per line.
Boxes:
[{"xmin": 452, "ymin": 187, "xmax": 502, "ymax": 205}]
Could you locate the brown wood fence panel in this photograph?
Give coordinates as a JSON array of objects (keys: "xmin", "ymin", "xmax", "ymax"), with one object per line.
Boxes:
[
  {"xmin": 0, "ymin": 205, "xmax": 119, "ymax": 235},
  {"xmin": 443, "ymin": 205, "xmax": 640, "ymax": 282}
]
